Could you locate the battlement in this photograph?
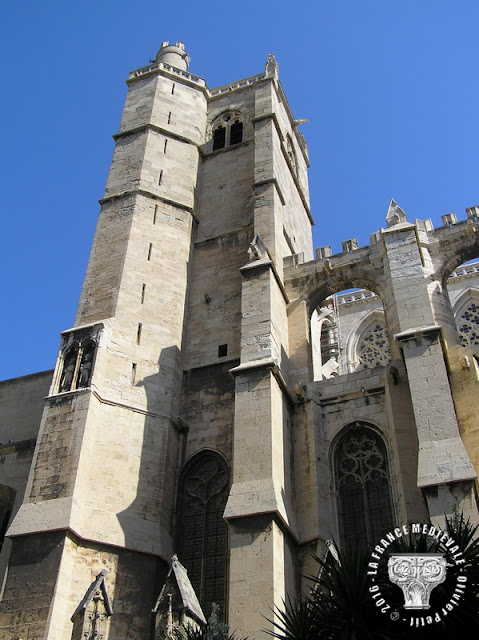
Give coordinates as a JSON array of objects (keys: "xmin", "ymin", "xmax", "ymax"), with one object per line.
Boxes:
[
  {"xmin": 209, "ymin": 72, "xmax": 266, "ymax": 96},
  {"xmin": 128, "ymin": 60, "xmax": 207, "ymax": 88}
]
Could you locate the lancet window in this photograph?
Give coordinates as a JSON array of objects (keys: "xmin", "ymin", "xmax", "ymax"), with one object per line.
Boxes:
[
  {"xmin": 212, "ymin": 111, "xmax": 244, "ymax": 150},
  {"xmin": 177, "ymin": 452, "xmax": 229, "ymax": 620},
  {"xmin": 334, "ymin": 425, "xmax": 394, "ymax": 550}
]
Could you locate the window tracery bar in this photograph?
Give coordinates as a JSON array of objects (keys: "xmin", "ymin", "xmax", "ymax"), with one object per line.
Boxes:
[{"xmin": 357, "ymin": 322, "xmax": 391, "ymax": 369}]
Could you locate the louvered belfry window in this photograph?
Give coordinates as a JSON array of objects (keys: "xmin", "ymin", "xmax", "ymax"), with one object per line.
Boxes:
[
  {"xmin": 335, "ymin": 425, "xmax": 394, "ymax": 550},
  {"xmin": 177, "ymin": 452, "xmax": 229, "ymax": 619}
]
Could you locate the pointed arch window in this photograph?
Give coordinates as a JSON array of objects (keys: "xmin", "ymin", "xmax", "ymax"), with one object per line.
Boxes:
[
  {"xmin": 212, "ymin": 112, "xmax": 244, "ymax": 150},
  {"xmin": 177, "ymin": 452, "xmax": 229, "ymax": 620},
  {"xmin": 334, "ymin": 425, "xmax": 394, "ymax": 550}
]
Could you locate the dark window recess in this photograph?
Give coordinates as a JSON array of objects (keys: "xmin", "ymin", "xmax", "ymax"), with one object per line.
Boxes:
[
  {"xmin": 0, "ymin": 508, "xmax": 11, "ymax": 552},
  {"xmin": 213, "ymin": 126, "xmax": 226, "ymax": 151},
  {"xmin": 177, "ymin": 453, "xmax": 229, "ymax": 620},
  {"xmin": 335, "ymin": 425, "xmax": 394, "ymax": 551},
  {"xmin": 218, "ymin": 344, "xmax": 228, "ymax": 357},
  {"xmin": 229, "ymin": 121, "xmax": 243, "ymax": 145}
]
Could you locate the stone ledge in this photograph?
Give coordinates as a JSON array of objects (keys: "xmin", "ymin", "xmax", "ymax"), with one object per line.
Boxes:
[
  {"xmin": 224, "ymin": 478, "xmax": 298, "ymax": 541},
  {"xmin": 417, "ymin": 437, "xmax": 476, "ymax": 487}
]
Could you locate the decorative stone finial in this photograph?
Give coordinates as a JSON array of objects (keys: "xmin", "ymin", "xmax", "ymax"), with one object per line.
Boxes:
[
  {"xmin": 265, "ymin": 53, "xmax": 278, "ymax": 79},
  {"xmin": 155, "ymin": 41, "xmax": 190, "ymax": 71},
  {"xmin": 386, "ymin": 198, "xmax": 408, "ymax": 227}
]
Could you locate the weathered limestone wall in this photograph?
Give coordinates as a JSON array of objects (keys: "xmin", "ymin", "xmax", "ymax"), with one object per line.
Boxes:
[
  {"xmin": 0, "ymin": 531, "xmax": 66, "ymax": 638},
  {"xmin": 181, "ymin": 361, "xmax": 236, "ymax": 465},
  {"xmin": 0, "ymin": 531, "xmax": 165, "ymax": 640},
  {"xmin": 196, "ymin": 145, "xmax": 254, "ymax": 242},
  {"xmin": 183, "ymin": 233, "xmax": 250, "ymax": 369},
  {"xmin": 270, "ymin": 84, "xmax": 312, "ymax": 261},
  {"xmin": 2, "ymin": 59, "xmax": 208, "ymax": 639},
  {"xmin": 0, "ymin": 371, "xmax": 52, "ymax": 514},
  {"xmin": 0, "ymin": 371, "xmax": 53, "ymax": 602}
]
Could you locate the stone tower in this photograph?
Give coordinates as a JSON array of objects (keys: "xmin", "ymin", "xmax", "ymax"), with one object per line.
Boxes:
[
  {"xmin": 0, "ymin": 42, "xmax": 313, "ymax": 639},
  {"xmin": 1, "ymin": 41, "xmax": 479, "ymax": 640}
]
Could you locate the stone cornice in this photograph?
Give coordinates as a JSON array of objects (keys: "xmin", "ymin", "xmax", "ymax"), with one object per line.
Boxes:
[
  {"xmin": 98, "ymin": 188, "xmax": 197, "ymax": 220},
  {"xmin": 113, "ymin": 122, "xmax": 196, "ymax": 146}
]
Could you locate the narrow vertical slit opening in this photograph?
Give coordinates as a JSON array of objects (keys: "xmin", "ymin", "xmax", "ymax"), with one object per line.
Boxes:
[
  {"xmin": 158, "ymin": 170, "xmax": 163, "ymax": 185},
  {"xmin": 153, "ymin": 205, "xmax": 158, "ymax": 225},
  {"xmin": 141, "ymin": 284, "xmax": 146, "ymax": 304},
  {"xmin": 171, "ymin": 83, "xmax": 175, "ymax": 95},
  {"xmin": 163, "ymin": 139, "xmax": 168, "ymax": 154},
  {"xmin": 147, "ymin": 243, "xmax": 153, "ymax": 261},
  {"xmin": 137, "ymin": 323, "xmax": 142, "ymax": 345},
  {"xmin": 168, "ymin": 112, "xmax": 172, "ymax": 124},
  {"xmin": 131, "ymin": 363, "xmax": 137, "ymax": 385}
]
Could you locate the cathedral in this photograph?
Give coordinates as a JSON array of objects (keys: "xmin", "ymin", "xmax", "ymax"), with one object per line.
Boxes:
[{"xmin": 0, "ymin": 41, "xmax": 479, "ymax": 639}]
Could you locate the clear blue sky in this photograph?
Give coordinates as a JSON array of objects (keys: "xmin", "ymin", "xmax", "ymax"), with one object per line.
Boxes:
[{"xmin": 1, "ymin": 1, "xmax": 478, "ymax": 380}]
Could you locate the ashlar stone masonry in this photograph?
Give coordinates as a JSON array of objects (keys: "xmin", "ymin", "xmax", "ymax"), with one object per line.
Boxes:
[{"xmin": 0, "ymin": 41, "xmax": 479, "ymax": 640}]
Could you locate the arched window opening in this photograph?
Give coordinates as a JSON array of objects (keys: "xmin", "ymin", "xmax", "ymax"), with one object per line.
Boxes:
[
  {"xmin": 77, "ymin": 341, "xmax": 96, "ymax": 388},
  {"xmin": 177, "ymin": 452, "xmax": 229, "ymax": 620},
  {"xmin": 311, "ymin": 288, "xmax": 389, "ymax": 379},
  {"xmin": 59, "ymin": 345, "xmax": 79, "ymax": 393},
  {"xmin": 213, "ymin": 125, "xmax": 226, "ymax": 150},
  {"xmin": 334, "ymin": 425, "xmax": 394, "ymax": 550},
  {"xmin": 229, "ymin": 120, "xmax": 243, "ymax": 146},
  {"xmin": 211, "ymin": 111, "xmax": 244, "ymax": 151},
  {"xmin": 446, "ymin": 259, "xmax": 479, "ymax": 348},
  {"xmin": 58, "ymin": 337, "xmax": 97, "ymax": 393}
]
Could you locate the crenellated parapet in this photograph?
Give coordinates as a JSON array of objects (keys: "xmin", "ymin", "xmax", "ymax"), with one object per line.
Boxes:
[{"xmin": 285, "ymin": 201, "xmax": 479, "ymax": 315}]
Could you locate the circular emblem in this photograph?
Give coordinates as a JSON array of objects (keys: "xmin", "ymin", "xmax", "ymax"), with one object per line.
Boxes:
[{"xmin": 367, "ymin": 523, "xmax": 469, "ymax": 631}]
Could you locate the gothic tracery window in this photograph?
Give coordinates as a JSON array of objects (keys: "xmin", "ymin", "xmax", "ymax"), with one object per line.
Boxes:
[
  {"xmin": 335, "ymin": 425, "xmax": 394, "ymax": 550},
  {"xmin": 212, "ymin": 112, "xmax": 244, "ymax": 150},
  {"xmin": 357, "ymin": 321, "xmax": 391, "ymax": 369},
  {"xmin": 177, "ymin": 452, "xmax": 229, "ymax": 620},
  {"xmin": 456, "ymin": 301, "xmax": 479, "ymax": 348}
]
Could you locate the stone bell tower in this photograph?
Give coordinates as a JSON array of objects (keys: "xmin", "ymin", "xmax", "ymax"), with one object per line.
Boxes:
[
  {"xmin": 0, "ymin": 41, "xmax": 314, "ymax": 639},
  {"xmin": 0, "ymin": 41, "xmax": 207, "ymax": 639}
]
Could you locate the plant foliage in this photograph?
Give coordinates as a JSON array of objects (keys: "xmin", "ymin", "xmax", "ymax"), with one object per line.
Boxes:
[{"xmin": 269, "ymin": 513, "xmax": 479, "ymax": 640}]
